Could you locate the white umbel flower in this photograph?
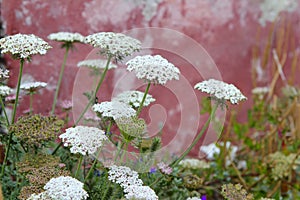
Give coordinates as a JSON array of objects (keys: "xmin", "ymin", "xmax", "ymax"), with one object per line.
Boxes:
[
  {"xmin": 112, "ymin": 90, "xmax": 155, "ymax": 108},
  {"xmin": 108, "ymin": 165, "xmax": 143, "ymax": 189},
  {"xmin": 179, "ymin": 158, "xmax": 210, "ymax": 169},
  {"xmin": 0, "ymin": 85, "xmax": 12, "ymax": 96},
  {"xmin": 124, "ymin": 185, "xmax": 158, "ymax": 200},
  {"xmin": 48, "ymin": 32, "xmax": 85, "ymax": 43},
  {"xmin": 59, "ymin": 126, "xmax": 107, "ymax": 155},
  {"xmin": 186, "ymin": 197, "xmax": 201, "ymax": 200},
  {"xmin": 0, "ymin": 68, "xmax": 9, "ymax": 81},
  {"xmin": 252, "ymin": 87, "xmax": 269, "ymax": 95},
  {"xmin": 126, "ymin": 55, "xmax": 180, "ymax": 85},
  {"xmin": 0, "ymin": 33, "xmax": 51, "ymax": 59},
  {"xmin": 93, "ymin": 101, "xmax": 136, "ymax": 120},
  {"xmin": 85, "ymin": 32, "xmax": 141, "ymax": 59},
  {"xmin": 44, "ymin": 176, "xmax": 88, "ymax": 200},
  {"xmin": 194, "ymin": 79, "xmax": 247, "ymax": 104},
  {"xmin": 27, "ymin": 192, "xmax": 52, "ymax": 200},
  {"xmin": 77, "ymin": 59, "xmax": 117, "ymax": 70},
  {"xmin": 20, "ymin": 81, "xmax": 47, "ymax": 91}
]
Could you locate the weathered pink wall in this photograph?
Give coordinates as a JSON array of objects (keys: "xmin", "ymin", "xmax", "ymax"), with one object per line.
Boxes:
[{"xmin": 1, "ymin": 0, "xmax": 300, "ymax": 156}]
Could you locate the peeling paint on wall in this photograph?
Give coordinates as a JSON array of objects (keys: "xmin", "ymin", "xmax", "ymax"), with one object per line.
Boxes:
[
  {"xmin": 127, "ymin": 0, "xmax": 162, "ymax": 21},
  {"xmin": 259, "ymin": 0, "xmax": 298, "ymax": 26}
]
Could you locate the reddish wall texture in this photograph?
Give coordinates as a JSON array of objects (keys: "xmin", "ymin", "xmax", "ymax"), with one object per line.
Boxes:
[{"xmin": 1, "ymin": 0, "xmax": 300, "ymax": 156}]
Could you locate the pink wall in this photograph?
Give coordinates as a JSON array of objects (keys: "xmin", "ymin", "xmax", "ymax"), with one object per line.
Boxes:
[{"xmin": 1, "ymin": 0, "xmax": 300, "ymax": 156}]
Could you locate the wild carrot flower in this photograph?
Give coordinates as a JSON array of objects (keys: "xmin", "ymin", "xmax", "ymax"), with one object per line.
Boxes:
[
  {"xmin": 48, "ymin": 32, "xmax": 84, "ymax": 43},
  {"xmin": 124, "ymin": 185, "xmax": 158, "ymax": 200},
  {"xmin": 221, "ymin": 183, "xmax": 254, "ymax": 200},
  {"xmin": 10, "ymin": 115, "xmax": 64, "ymax": 147},
  {"xmin": 77, "ymin": 59, "xmax": 117, "ymax": 70},
  {"xmin": 44, "ymin": 176, "xmax": 88, "ymax": 200},
  {"xmin": 20, "ymin": 81, "xmax": 47, "ymax": 93},
  {"xmin": 108, "ymin": 165, "xmax": 143, "ymax": 188},
  {"xmin": 0, "ymin": 68, "xmax": 9, "ymax": 81},
  {"xmin": 84, "ymin": 32, "xmax": 141, "ymax": 60},
  {"xmin": 179, "ymin": 158, "xmax": 210, "ymax": 169},
  {"xmin": 27, "ymin": 192, "xmax": 51, "ymax": 199},
  {"xmin": 126, "ymin": 55, "xmax": 180, "ymax": 85},
  {"xmin": 113, "ymin": 90, "xmax": 155, "ymax": 108},
  {"xmin": 186, "ymin": 197, "xmax": 201, "ymax": 200},
  {"xmin": 0, "ymin": 85, "xmax": 12, "ymax": 96},
  {"xmin": 59, "ymin": 126, "xmax": 107, "ymax": 155},
  {"xmin": 60, "ymin": 100, "xmax": 72, "ymax": 110},
  {"xmin": 115, "ymin": 117, "xmax": 146, "ymax": 137},
  {"xmin": 27, "ymin": 192, "xmax": 52, "ymax": 200},
  {"xmin": 251, "ymin": 86, "xmax": 269, "ymax": 95},
  {"xmin": 194, "ymin": 79, "xmax": 246, "ymax": 104},
  {"xmin": 0, "ymin": 33, "xmax": 51, "ymax": 60},
  {"xmin": 92, "ymin": 101, "xmax": 136, "ymax": 120}
]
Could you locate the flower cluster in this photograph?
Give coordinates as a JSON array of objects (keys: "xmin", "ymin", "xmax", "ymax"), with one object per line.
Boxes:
[
  {"xmin": 0, "ymin": 33, "xmax": 51, "ymax": 59},
  {"xmin": 194, "ymin": 79, "xmax": 247, "ymax": 104},
  {"xmin": 20, "ymin": 81, "xmax": 47, "ymax": 93},
  {"xmin": 10, "ymin": 114, "xmax": 64, "ymax": 147},
  {"xmin": 251, "ymin": 86, "xmax": 269, "ymax": 95},
  {"xmin": 0, "ymin": 68, "xmax": 9, "ymax": 81},
  {"xmin": 200, "ymin": 142, "xmax": 238, "ymax": 167},
  {"xmin": 27, "ymin": 192, "xmax": 52, "ymax": 200},
  {"xmin": 84, "ymin": 32, "xmax": 141, "ymax": 60},
  {"xmin": 59, "ymin": 126, "xmax": 107, "ymax": 155},
  {"xmin": 108, "ymin": 165, "xmax": 143, "ymax": 188},
  {"xmin": 124, "ymin": 185, "xmax": 158, "ymax": 200},
  {"xmin": 266, "ymin": 151, "xmax": 298, "ymax": 180},
  {"xmin": 112, "ymin": 90, "xmax": 155, "ymax": 108},
  {"xmin": 44, "ymin": 176, "xmax": 88, "ymax": 200},
  {"xmin": 108, "ymin": 165, "xmax": 158, "ymax": 199},
  {"xmin": 77, "ymin": 59, "xmax": 117, "ymax": 70},
  {"xmin": 186, "ymin": 197, "xmax": 201, "ymax": 200},
  {"xmin": 179, "ymin": 158, "xmax": 210, "ymax": 169},
  {"xmin": 93, "ymin": 101, "xmax": 136, "ymax": 120},
  {"xmin": 0, "ymin": 85, "xmax": 12, "ymax": 96},
  {"xmin": 48, "ymin": 32, "xmax": 85, "ymax": 43},
  {"xmin": 157, "ymin": 162, "xmax": 172, "ymax": 175},
  {"xmin": 221, "ymin": 183, "xmax": 253, "ymax": 200},
  {"xmin": 60, "ymin": 100, "xmax": 72, "ymax": 110},
  {"xmin": 115, "ymin": 117, "xmax": 146, "ymax": 137},
  {"xmin": 126, "ymin": 55, "xmax": 180, "ymax": 85}
]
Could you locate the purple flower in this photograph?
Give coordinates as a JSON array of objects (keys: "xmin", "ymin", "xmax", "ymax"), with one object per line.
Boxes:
[
  {"xmin": 149, "ymin": 167, "xmax": 157, "ymax": 174},
  {"xmin": 201, "ymin": 195, "xmax": 207, "ymax": 200}
]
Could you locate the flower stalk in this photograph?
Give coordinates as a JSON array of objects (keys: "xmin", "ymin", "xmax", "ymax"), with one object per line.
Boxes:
[
  {"xmin": 51, "ymin": 46, "xmax": 70, "ymax": 114},
  {"xmin": 171, "ymin": 102, "xmax": 218, "ymax": 167},
  {"xmin": 136, "ymin": 82, "xmax": 151, "ymax": 117},
  {"xmin": 75, "ymin": 55, "xmax": 112, "ymax": 125}
]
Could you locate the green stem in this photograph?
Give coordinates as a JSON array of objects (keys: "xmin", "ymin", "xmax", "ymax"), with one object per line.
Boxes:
[
  {"xmin": 171, "ymin": 103, "xmax": 218, "ymax": 167},
  {"xmin": 84, "ymin": 149, "xmax": 102, "ymax": 183},
  {"xmin": 29, "ymin": 92, "xmax": 33, "ymax": 114},
  {"xmin": 1, "ymin": 59, "xmax": 25, "ymax": 178},
  {"xmin": 51, "ymin": 46, "xmax": 70, "ymax": 115},
  {"xmin": 136, "ymin": 82, "xmax": 151, "ymax": 116},
  {"xmin": 75, "ymin": 155, "xmax": 84, "ymax": 179},
  {"xmin": 75, "ymin": 55, "xmax": 112, "ymax": 125},
  {"xmin": 11, "ymin": 59, "xmax": 24, "ymax": 123},
  {"xmin": 0, "ymin": 97, "xmax": 9, "ymax": 126}
]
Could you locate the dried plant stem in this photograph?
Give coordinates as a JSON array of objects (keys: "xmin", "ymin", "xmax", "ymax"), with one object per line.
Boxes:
[{"xmin": 231, "ymin": 162, "xmax": 248, "ymax": 190}]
